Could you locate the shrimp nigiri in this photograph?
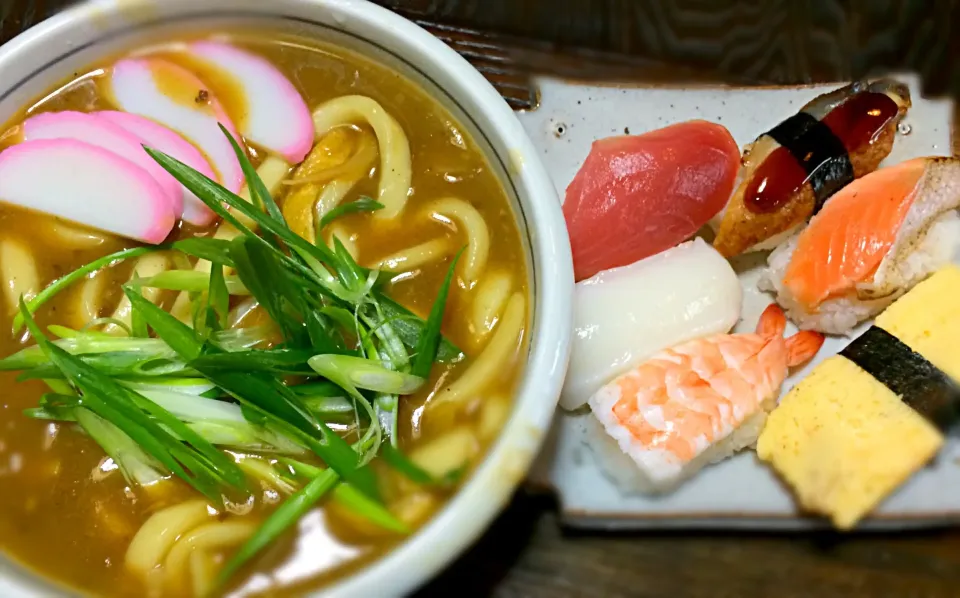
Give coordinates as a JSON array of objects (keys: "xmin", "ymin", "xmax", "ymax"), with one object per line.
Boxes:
[{"xmin": 587, "ymin": 305, "xmax": 824, "ymax": 494}]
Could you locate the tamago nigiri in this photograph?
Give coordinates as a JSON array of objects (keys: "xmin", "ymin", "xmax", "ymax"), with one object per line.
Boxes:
[
  {"xmin": 586, "ymin": 305, "xmax": 824, "ymax": 494},
  {"xmin": 564, "ymin": 120, "xmax": 740, "ymax": 281}
]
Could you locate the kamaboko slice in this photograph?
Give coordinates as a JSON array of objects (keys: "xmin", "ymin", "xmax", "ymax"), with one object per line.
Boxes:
[
  {"xmin": 96, "ymin": 111, "xmax": 219, "ymax": 226},
  {"xmin": 0, "ymin": 138, "xmax": 176, "ymax": 244},
  {"xmin": 104, "ymin": 57, "xmax": 244, "ymax": 193},
  {"xmin": 23, "ymin": 110, "xmax": 183, "ymax": 218},
  {"xmin": 181, "ymin": 41, "xmax": 314, "ymax": 163}
]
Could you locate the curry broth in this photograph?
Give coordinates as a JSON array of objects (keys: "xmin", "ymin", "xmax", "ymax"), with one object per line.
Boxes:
[{"xmin": 0, "ymin": 31, "xmax": 528, "ymax": 597}]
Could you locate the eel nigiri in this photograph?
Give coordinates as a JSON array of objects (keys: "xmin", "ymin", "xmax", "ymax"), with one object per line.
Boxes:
[
  {"xmin": 561, "ymin": 238, "xmax": 742, "ymax": 410},
  {"xmin": 587, "ymin": 304, "xmax": 823, "ymax": 494},
  {"xmin": 712, "ymin": 79, "xmax": 911, "ymax": 257},
  {"xmin": 758, "ymin": 267, "xmax": 960, "ymax": 529},
  {"xmin": 760, "ymin": 157, "xmax": 960, "ymax": 335},
  {"xmin": 564, "ymin": 120, "xmax": 739, "ymax": 282}
]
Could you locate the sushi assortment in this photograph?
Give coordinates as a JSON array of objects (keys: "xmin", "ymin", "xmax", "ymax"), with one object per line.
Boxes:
[{"xmin": 561, "ymin": 78, "xmax": 960, "ymax": 528}]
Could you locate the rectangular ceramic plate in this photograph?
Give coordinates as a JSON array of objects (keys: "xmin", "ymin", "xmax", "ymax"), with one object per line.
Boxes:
[{"xmin": 519, "ymin": 75, "xmax": 960, "ymax": 530}]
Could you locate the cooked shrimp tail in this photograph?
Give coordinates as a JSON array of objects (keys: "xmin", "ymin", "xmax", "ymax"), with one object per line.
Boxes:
[
  {"xmin": 785, "ymin": 330, "xmax": 825, "ymax": 367},
  {"xmin": 756, "ymin": 304, "xmax": 787, "ymax": 339}
]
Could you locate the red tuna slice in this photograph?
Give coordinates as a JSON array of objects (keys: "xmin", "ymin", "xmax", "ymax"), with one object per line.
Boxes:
[{"xmin": 564, "ymin": 120, "xmax": 740, "ymax": 281}]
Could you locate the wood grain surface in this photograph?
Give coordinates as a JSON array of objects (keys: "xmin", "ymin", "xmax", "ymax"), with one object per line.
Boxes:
[
  {"xmin": 2, "ymin": 2, "xmax": 960, "ymax": 597},
  {"xmin": 374, "ymin": 0, "xmax": 960, "ymax": 97}
]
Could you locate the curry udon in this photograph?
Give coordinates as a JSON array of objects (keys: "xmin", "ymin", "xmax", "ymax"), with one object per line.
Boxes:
[{"xmin": 0, "ymin": 30, "xmax": 528, "ymax": 597}]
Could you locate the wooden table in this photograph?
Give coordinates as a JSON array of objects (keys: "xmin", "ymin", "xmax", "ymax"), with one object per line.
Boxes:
[
  {"xmin": 421, "ymin": 493, "xmax": 960, "ymax": 597},
  {"xmin": 4, "ymin": 2, "xmax": 960, "ymax": 597}
]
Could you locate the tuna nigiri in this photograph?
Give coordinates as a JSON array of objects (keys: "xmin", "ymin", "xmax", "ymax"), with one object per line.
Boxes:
[
  {"xmin": 761, "ymin": 157, "xmax": 960, "ymax": 335},
  {"xmin": 587, "ymin": 304, "xmax": 823, "ymax": 494},
  {"xmin": 711, "ymin": 79, "xmax": 911, "ymax": 257},
  {"xmin": 564, "ymin": 120, "xmax": 740, "ymax": 282}
]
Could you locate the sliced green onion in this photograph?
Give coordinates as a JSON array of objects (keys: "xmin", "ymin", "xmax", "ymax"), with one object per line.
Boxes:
[
  {"xmin": 122, "ymin": 288, "xmax": 204, "ymax": 362},
  {"xmin": 0, "ymin": 336, "xmax": 175, "ymax": 371},
  {"xmin": 308, "ymin": 354, "xmax": 424, "ymax": 396},
  {"xmin": 208, "ymin": 264, "xmax": 230, "ymax": 330},
  {"xmin": 381, "ymin": 443, "xmax": 464, "ymax": 488},
  {"xmin": 374, "ymin": 394, "xmax": 400, "ymax": 448},
  {"xmin": 191, "ymin": 349, "xmax": 314, "ymax": 375},
  {"xmin": 211, "ymin": 326, "xmax": 273, "ymax": 352},
  {"xmin": 128, "ymin": 275, "xmax": 149, "ymax": 338},
  {"xmin": 218, "ymin": 468, "xmax": 339, "ymax": 587},
  {"xmin": 411, "ymin": 248, "xmax": 463, "ymax": 379},
  {"xmin": 119, "ymin": 378, "xmax": 217, "ymax": 396},
  {"xmin": 131, "ymin": 270, "xmax": 249, "ymax": 295},
  {"xmin": 279, "ymin": 458, "xmax": 407, "ymax": 533},
  {"xmin": 75, "ymin": 407, "xmax": 169, "ymax": 486},
  {"xmin": 377, "ymin": 294, "xmax": 464, "ymax": 363},
  {"xmin": 171, "ymin": 237, "xmax": 236, "ymax": 268},
  {"xmin": 318, "ymin": 197, "xmax": 384, "ymax": 232},
  {"xmin": 236, "ymin": 456, "xmax": 298, "ymax": 495}
]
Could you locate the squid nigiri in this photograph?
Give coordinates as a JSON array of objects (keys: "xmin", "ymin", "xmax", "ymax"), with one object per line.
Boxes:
[
  {"xmin": 711, "ymin": 79, "xmax": 911, "ymax": 257},
  {"xmin": 587, "ymin": 304, "xmax": 824, "ymax": 494},
  {"xmin": 760, "ymin": 156, "xmax": 960, "ymax": 335},
  {"xmin": 564, "ymin": 120, "xmax": 740, "ymax": 282}
]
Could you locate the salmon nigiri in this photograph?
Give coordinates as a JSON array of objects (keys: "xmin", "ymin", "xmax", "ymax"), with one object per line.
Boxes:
[
  {"xmin": 587, "ymin": 304, "xmax": 823, "ymax": 494},
  {"xmin": 564, "ymin": 120, "xmax": 740, "ymax": 281},
  {"xmin": 761, "ymin": 157, "xmax": 960, "ymax": 335}
]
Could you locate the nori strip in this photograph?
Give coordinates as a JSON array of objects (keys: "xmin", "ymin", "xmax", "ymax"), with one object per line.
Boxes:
[
  {"xmin": 841, "ymin": 326, "xmax": 960, "ymax": 431},
  {"xmin": 766, "ymin": 112, "xmax": 855, "ymax": 212}
]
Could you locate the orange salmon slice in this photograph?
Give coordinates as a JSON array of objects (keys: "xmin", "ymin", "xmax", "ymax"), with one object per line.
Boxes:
[{"xmin": 783, "ymin": 158, "xmax": 927, "ymax": 308}]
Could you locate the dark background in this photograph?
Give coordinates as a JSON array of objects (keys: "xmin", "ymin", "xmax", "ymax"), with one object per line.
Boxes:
[{"xmin": 3, "ymin": 1, "xmax": 960, "ymax": 596}]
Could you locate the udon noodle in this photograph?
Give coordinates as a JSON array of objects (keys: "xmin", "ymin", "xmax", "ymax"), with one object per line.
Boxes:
[
  {"xmin": 312, "ymin": 96, "xmax": 412, "ymax": 219},
  {"xmin": 46, "ymin": 221, "xmax": 108, "ymax": 249},
  {"xmin": 0, "ymin": 238, "xmax": 38, "ymax": 316},
  {"xmin": 325, "ymin": 222, "xmax": 360, "ymax": 261},
  {"xmin": 469, "ymin": 269, "xmax": 513, "ymax": 341},
  {"xmin": 374, "ymin": 237, "xmax": 451, "ymax": 272},
  {"xmin": 426, "ymin": 198, "xmax": 490, "ymax": 286},
  {"xmin": 431, "ymin": 293, "xmax": 526, "ymax": 408}
]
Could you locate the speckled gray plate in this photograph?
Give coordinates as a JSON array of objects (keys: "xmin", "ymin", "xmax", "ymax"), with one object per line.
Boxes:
[{"xmin": 520, "ymin": 75, "xmax": 960, "ymax": 530}]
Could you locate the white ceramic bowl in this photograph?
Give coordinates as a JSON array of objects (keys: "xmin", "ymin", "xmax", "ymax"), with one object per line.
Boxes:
[{"xmin": 0, "ymin": 0, "xmax": 572, "ymax": 596}]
